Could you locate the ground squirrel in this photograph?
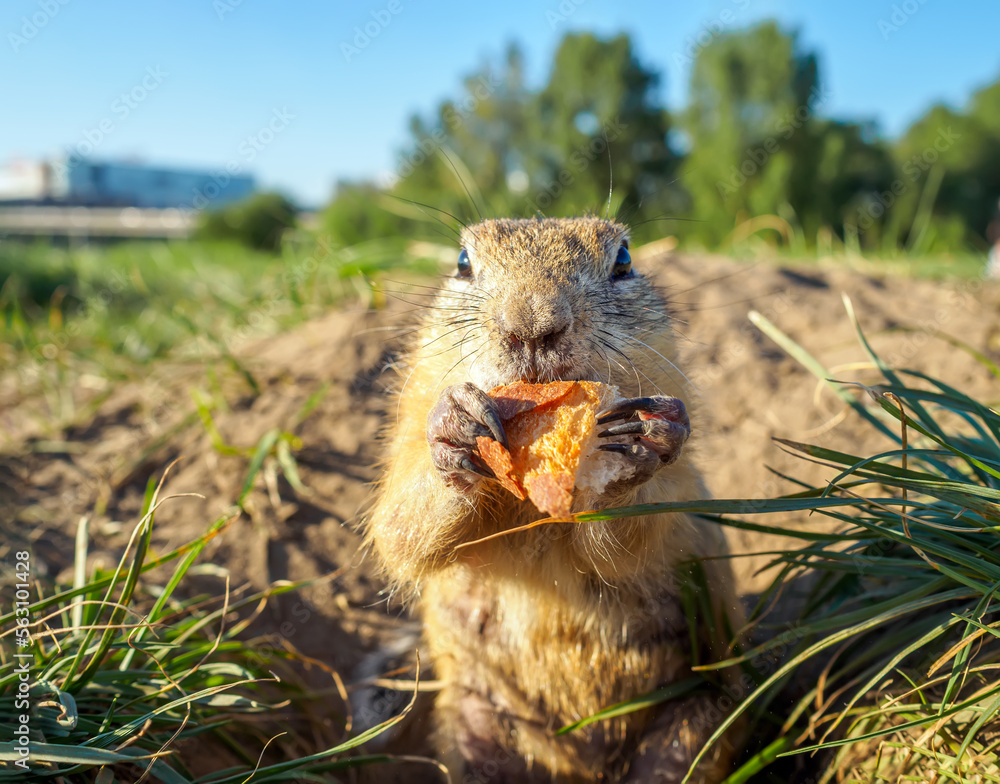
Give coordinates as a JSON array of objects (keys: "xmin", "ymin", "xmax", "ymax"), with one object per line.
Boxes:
[{"xmin": 366, "ymin": 216, "xmax": 743, "ymax": 782}]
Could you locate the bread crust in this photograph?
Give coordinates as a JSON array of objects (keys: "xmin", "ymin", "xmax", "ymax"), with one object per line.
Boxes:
[{"xmin": 476, "ymin": 381, "xmax": 623, "ymax": 518}]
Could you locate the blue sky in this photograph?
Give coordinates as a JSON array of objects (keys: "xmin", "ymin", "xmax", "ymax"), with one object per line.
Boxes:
[{"xmin": 4, "ymin": 0, "xmax": 1000, "ymax": 207}]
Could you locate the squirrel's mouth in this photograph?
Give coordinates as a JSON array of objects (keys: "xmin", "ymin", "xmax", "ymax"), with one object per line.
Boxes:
[
  {"xmin": 471, "ymin": 342, "xmax": 599, "ymax": 388},
  {"xmin": 476, "ymin": 367, "xmax": 594, "ymax": 388},
  {"xmin": 514, "ymin": 365, "xmax": 599, "ymax": 385}
]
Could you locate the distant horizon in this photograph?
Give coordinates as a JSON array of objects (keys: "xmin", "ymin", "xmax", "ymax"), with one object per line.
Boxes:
[{"xmin": 5, "ymin": 1, "xmax": 1000, "ymax": 207}]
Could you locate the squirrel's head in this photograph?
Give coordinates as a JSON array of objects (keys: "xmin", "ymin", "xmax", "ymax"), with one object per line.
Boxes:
[{"xmin": 425, "ymin": 216, "xmax": 676, "ymax": 394}]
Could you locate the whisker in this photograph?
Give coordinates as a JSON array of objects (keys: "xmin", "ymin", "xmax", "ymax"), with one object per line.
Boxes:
[
  {"xmin": 388, "ymin": 195, "xmax": 469, "ymax": 236},
  {"xmin": 590, "ymin": 335, "xmax": 644, "ymax": 395},
  {"xmin": 439, "ymin": 146, "xmax": 484, "ymax": 223},
  {"xmin": 438, "ymin": 338, "xmax": 482, "ymax": 386},
  {"xmin": 666, "ymin": 265, "xmax": 760, "ymax": 300},
  {"xmin": 380, "ymin": 283, "xmax": 488, "ymax": 303},
  {"xmin": 414, "ymin": 323, "xmax": 482, "ymax": 356},
  {"xmin": 383, "ymin": 291, "xmax": 483, "ymax": 310},
  {"xmin": 592, "ymin": 325, "xmax": 683, "ymax": 397},
  {"xmin": 586, "ymin": 340, "xmax": 616, "ymax": 385},
  {"xmin": 620, "ymin": 334, "xmax": 698, "ymax": 398}
]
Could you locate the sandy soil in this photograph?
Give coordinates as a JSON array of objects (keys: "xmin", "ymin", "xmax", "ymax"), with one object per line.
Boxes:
[{"xmin": 3, "ymin": 249, "xmax": 999, "ymax": 776}]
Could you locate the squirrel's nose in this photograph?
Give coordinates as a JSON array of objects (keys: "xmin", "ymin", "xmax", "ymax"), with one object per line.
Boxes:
[
  {"xmin": 498, "ymin": 296, "xmax": 570, "ymax": 354},
  {"xmin": 507, "ymin": 325, "xmax": 566, "ymax": 354}
]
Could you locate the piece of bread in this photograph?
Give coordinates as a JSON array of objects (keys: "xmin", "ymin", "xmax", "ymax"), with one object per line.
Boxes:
[{"xmin": 475, "ymin": 381, "xmax": 631, "ymax": 518}]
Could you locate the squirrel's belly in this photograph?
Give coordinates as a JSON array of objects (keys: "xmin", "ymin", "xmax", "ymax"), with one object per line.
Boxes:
[{"xmin": 421, "ymin": 562, "xmax": 691, "ymax": 721}]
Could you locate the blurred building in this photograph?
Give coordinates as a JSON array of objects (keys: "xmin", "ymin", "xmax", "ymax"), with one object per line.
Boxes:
[{"xmin": 0, "ymin": 157, "xmax": 255, "ymax": 209}]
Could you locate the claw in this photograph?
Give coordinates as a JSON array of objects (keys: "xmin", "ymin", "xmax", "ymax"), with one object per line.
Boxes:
[
  {"xmin": 598, "ymin": 396, "xmax": 688, "ymax": 427},
  {"xmin": 598, "ymin": 442, "xmax": 661, "ymax": 474},
  {"xmin": 461, "ymin": 457, "xmax": 496, "ymax": 480},
  {"xmin": 427, "ymin": 382, "xmax": 509, "ymax": 491},
  {"xmin": 469, "ymin": 421, "xmax": 496, "ymax": 443},
  {"xmin": 597, "ymin": 398, "xmax": 691, "ymax": 467},
  {"xmin": 597, "ymin": 397, "xmax": 663, "ymax": 425},
  {"xmin": 481, "ymin": 407, "xmax": 508, "ymax": 450},
  {"xmin": 597, "ymin": 397, "xmax": 657, "ymax": 425},
  {"xmin": 597, "ymin": 421, "xmax": 648, "ymax": 439},
  {"xmin": 597, "ymin": 443, "xmax": 640, "ymax": 456}
]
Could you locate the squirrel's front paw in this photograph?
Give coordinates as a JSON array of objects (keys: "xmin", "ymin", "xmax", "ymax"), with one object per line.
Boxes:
[
  {"xmin": 427, "ymin": 383, "xmax": 507, "ymax": 492},
  {"xmin": 595, "ymin": 396, "xmax": 691, "ymax": 486}
]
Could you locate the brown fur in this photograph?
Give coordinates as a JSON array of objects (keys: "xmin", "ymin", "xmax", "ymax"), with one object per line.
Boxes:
[{"xmin": 366, "ymin": 217, "xmax": 743, "ymax": 782}]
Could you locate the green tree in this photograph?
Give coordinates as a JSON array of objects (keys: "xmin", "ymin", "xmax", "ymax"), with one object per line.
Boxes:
[
  {"xmin": 886, "ymin": 80, "xmax": 1000, "ymax": 252},
  {"xmin": 392, "ymin": 43, "xmax": 533, "ymax": 226},
  {"xmin": 196, "ymin": 191, "xmax": 297, "ymax": 252},
  {"xmin": 389, "ymin": 34, "xmax": 681, "ymax": 241},
  {"xmin": 806, "ymin": 119, "xmax": 895, "ymax": 250},
  {"xmin": 680, "ymin": 21, "xmax": 896, "ymax": 249},
  {"xmin": 680, "ymin": 21, "xmax": 820, "ymax": 245},
  {"xmin": 326, "ymin": 24, "xmax": 1000, "ymax": 256},
  {"xmin": 322, "ymin": 182, "xmax": 414, "ymax": 247},
  {"xmin": 526, "ymin": 32, "xmax": 680, "ymax": 226}
]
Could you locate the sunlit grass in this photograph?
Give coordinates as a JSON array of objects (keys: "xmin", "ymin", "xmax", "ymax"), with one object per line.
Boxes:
[
  {"xmin": 0, "ymin": 458, "xmax": 429, "ymax": 781},
  {"xmin": 559, "ymin": 300, "xmax": 1000, "ymax": 782},
  {"xmin": 0, "ymin": 233, "xmax": 449, "ymax": 779},
  {"xmin": 719, "ymin": 207, "xmax": 991, "ymax": 281},
  {"xmin": 0, "ymin": 235, "xmax": 443, "ymax": 436}
]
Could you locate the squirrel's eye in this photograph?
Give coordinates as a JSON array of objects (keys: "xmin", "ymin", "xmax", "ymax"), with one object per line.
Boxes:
[
  {"xmin": 611, "ymin": 245, "xmax": 632, "ymax": 280},
  {"xmin": 456, "ymin": 248, "xmax": 472, "ymax": 279}
]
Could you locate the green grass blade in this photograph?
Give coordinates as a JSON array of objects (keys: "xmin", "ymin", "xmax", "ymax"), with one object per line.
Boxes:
[
  {"xmin": 843, "ymin": 293, "xmax": 945, "ymax": 439},
  {"xmin": 238, "ymin": 428, "xmax": 280, "ymax": 508},
  {"xmin": 721, "ymin": 736, "xmax": 794, "ymax": 784},
  {"xmin": 557, "ymin": 677, "xmax": 705, "ymax": 736},
  {"xmin": 787, "ymin": 681, "xmax": 1000, "ymax": 757},
  {"xmin": 68, "ymin": 483, "xmax": 156, "ymax": 693},
  {"xmin": 685, "ymin": 588, "xmax": 974, "ymax": 776},
  {"xmin": 748, "ymin": 309, "xmax": 897, "ymax": 441}
]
